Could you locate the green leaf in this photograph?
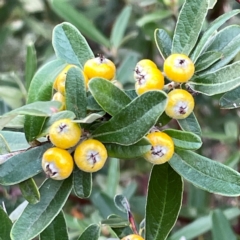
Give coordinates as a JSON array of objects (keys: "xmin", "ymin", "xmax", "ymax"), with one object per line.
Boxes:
[
  {"xmin": 168, "ymin": 207, "xmax": 240, "ymax": 240},
  {"xmin": 65, "ymin": 67, "xmax": 87, "ymax": 119},
  {"xmin": 172, "ymin": 0, "xmax": 208, "ymax": 55},
  {"xmin": 211, "ymin": 209, "xmax": 237, "ymax": 240},
  {"xmin": 87, "ymin": 94, "xmax": 102, "ymax": 111},
  {"xmin": 177, "ymin": 112, "xmax": 201, "ymax": 136},
  {"xmin": 0, "ymin": 133, "xmax": 10, "ymax": 155},
  {"xmin": 188, "ymin": 61, "xmax": 240, "ymax": 96},
  {"xmin": 25, "ymin": 41, "xmax": 37, "ymax": 91},
  {"xmin": 106, "ymin": 158, "xmax": 119, "ymax": 198},
  {"xmin": 4, "ymin": 115, "xmax": 25, "ymax": 129},
  {"xmin": 154, "ymin": 29, "xmax": 172, "ymax": 59},
  {"xmin": 0, "ymin": 131, "xmax": 30, "ymax": 151},
  {"xmin": 0, "ymin": 86, "xmax": 23, "ymax": 109},
  {"xmin": 195, "ymin": 51, "xmax": 222, "ymax": 73},
  {"xmin": 77, "ymin": 224, "xmax": 100, "ymax": 240},
  {"xmin": 89, "ymin": 78, "xmax": 131, "ymax": 116},
  {"xmin": 24, "ymin": 59, "xmax": 67, "ymax": 142},
  {"xmin": 220, "ymin": 86, "xmax": 240, "ymax": 109},
  {"xmin": 208, "ymin": 0, "xmax": 217, "ymax": 9},
  {"xmin": 190, "ymin": 10, "xmax": 240, "ymax": 62},
  {"xmin": 9, "ymin": 201, "xmax": 28, "ymax": 223},
  {"xmin": 169, "ymin": 150, "xmax": 240, "ymax": 196},
  {"xmin": 156, "ymin": 112, "xmax": 172, "ymax": 127},
  {"xmin": 105, "ymin": 138, "xmax": 151, "ymax": 159},
  {"xmin": 73, "ymin": 167, "xmax": 92, "ymax": 198},
  {"xmin": 39, "ymin": 110, "xmax": 76, "ymax": 137},
  {"xmin": 92, "ymin": 90, "xmax": 168, "ymax": 145},
  {"xmin": 114, "ymin": 195, "xmax": 130, "ymax": 213},
  {"xmin": 52, "ymin": 22, "xmax": 94, "ymax": 68},
  {"xmin": 163, "ymin": 129, "xmax": 202, "ymax": 150},
  {"xmin": 19, "ymin": 178, "xmax": 40, "ymax": 204},
  {"xmin": 0, "ymin": 143, "xmax": 51, "ymax": 185},
  {"xmin": 11, "ymin": 177, "xmax": 72, "ymax": 240},
  {"xmin": 50, "ymin": 0, "xmax": 110, "ymax": 48},
  {"xmin": 101, "ymin": 215, "xmax": 129, "ymax": 228},
  {"xmin": 145, "ymin": 163, "xmax": 183, "ymax": 240},
  {"xmin": 110, "ymin": 5, "xmax": 132, "ymax": 49},
  {"xmin": 40, "ymin": 211, "xmax": 69, "ymax": 240},
  {"xmin": 76, "ymin": 112, "xmax": 105, "ymax": 124},
  {"xmin": 0, "ymin": 206, "xmax": 12, "ymax": 240},
  {"xmin": 224, "ymin": 120, "xmax": 239, "ymax": 141}
]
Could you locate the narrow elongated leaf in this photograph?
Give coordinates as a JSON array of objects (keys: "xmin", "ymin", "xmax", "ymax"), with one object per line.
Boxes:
[
  {"xmin": 73, "ymin": 167, "xmax": 92, "ymax": 198},
  {"xmin": 106, "ymin": 158, "xmax": 119, "ymax": 198},
  {"xmin": 188, "ymin": 61, "xmax": 240, "ymax": 96},
  {"xmin": 88, "ymin": 78, "xmax": 131, "ymax": 116},
  {"xmin": 24, "ymin": 59, "xmax": 67, "ymax": 142},
  {"xmin": 0, "ymin": 206, "xmax": 12, "ymax": 240},
  {"xmin": 92, "ymin": 91, "xmax": 168, "ymax": 145},
  {"xmin": 105, "ymin": 138, "xmax": 151, "ymax": 159},
  {"xmin": 195, "ymin": 51, "xmax": 222, "ymax": 73},
  {"xmin": 50, "ymin": 0, "xmax": 109, "ymax": 48},
  {"xmin": 40, "ymin": 211, "xmax": 69, "ymax": 240},
  {"xmin": 114, "ymin": 195, "xmax": 129, "ymax": 213},
  {"xmin": 9, "ymin": 201, "xmax": 28, "ymax": 222},
  {"xmin": 163, "ymin": 129, "xmax": 202, "ymax": 150},
  {"xmin": 190, "ymin": 10, "xmax": 240, "ymax": 62},
  {"xmin": 4, "ymin": 115, "xmax": 25, "ymax": 129},
  {"xmin": 154, "ymin": 29, "xmax": 172, "ymax": 59},
  {"xmin": 204, "ymin": 25, "xmax": 240, "ymax": 72},
  {"xmin": 65, "ymin": 67, "xmax": 87, "ymax": 119},
  {"xmin": 101, "ymin": 215, "xmax": 129, "ymax": 228},
  {"xmin": 19, "ymin": 178, "xmax": 40, "ymax": 204},
  {"xmin": 208, "ymin": 0, "xmax": 217, "ymax": 9},
  {"xmin": 172, "ymin": 0, "xmax": 208, "ymax": 55},
  {"xmin": 77, "ymin": 224, "xmax": 100, "ymax": 240},
  {"xmin": 169, "ymin": 150, "xmax": 240, "ymax": 196},
  {"xmin": 168, "ymin": 207, "xmax": 240, "ymax": 240},
  {"xmin": 0, "ymin": 133, "xmax": 10, "ymax": 155},
  {"xmin": 25, "ymin": 41, "xmax": 37, "ymax": 91},
  {"xmin": 11, "ymin": 177, "xmax": 72, "ymax": 240},
  {"xmin": 0, "ymin": 143, "xmax": 51, "ymax": 185},
  {"xmin": 177, "ymin": 112, "xmax": 201, "ymax": 136},
  {"xmin": 110, "ymin": 5, "xmax": 132, "ymax": 49},
  {"xmin": 76, "ymin": 112, "xmax": 105, "ymax": 124},
  {"xmin": 211, "ymin": 209, "xmax": 237, "ymax": 240},
  {"xmin": 219, "ymin": 86, "xmax": 240, "ymax": 109},
  {"xmin": 52, "ymin": 22, "xmax": 94, "ymax": 68},
  {"xmin": 145, "ymin": 164, "xmax": 183, "ymax": 240}
]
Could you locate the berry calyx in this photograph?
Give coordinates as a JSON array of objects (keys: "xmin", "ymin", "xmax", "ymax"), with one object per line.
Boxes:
[
  {"xmin": 74, "ymin": 139, "xmax": 108, "ymax": 172},
  {"xmin": 42, "ymin": 147, "xmax": 74, "ymax": 180},
  {"xmin": 83, "ymin": 55, "xmax": 116, "ymax": 80},
  {"xmin": 163, "ymin": 53, "xmax": 195, "ymax": 83},
  {"xmin": 144, "ymin": 131, "xmax": 174, "ymax": 164},
  {"xmin": 165, "ymin": 89, "xmax": 195, "ymax": 119},
  {"xmin": 121, "ymin": 234, "xmax": 144, "ymax": 240},
  {"xmin": 135, "ymin": 67, "xmax": 164, "ymax": 95},
  {"xmin": 49, "ymin": 119, "xmax": 81, "ymax": 149}
]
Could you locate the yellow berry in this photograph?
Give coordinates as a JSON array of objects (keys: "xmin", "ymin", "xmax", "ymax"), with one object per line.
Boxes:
[
  {"xmin": 165, "ymin": 89, "xmax": 194, "ymax": 119},
  {"xmin": 134, "ymin": 59, "xmax": 157, "ymax": 80},
  {"xmin": 49, "ymin": 119, "xmax": 81, "ymax": 149},
  {"xmin": 163, "ymin": 53, "xmax": 195, "ymax": 83},
  {"xmin": 83, "ymin": 55, "xmax": 116, "ymax": 80},
  {"xmin": 144, "ymin": 131, "xmax": 174, "ymax": 164},
  {"xmin": 121, "ymin": 234, "xmax": 144, "ymax": 240},
  {"xmin": 135, "ymin": 68, "xmax": 164, "ymax": 95},
  {"xmin": 74, "ymin": 139, "xmax": 108, "ymax": 173},
  {"xmin": 52, "ymin": 92, "xmax": 66, "ymax": 111},
  {"xmin": 42, "ymin": 147, "xmax": 74, "ymax": 180}
]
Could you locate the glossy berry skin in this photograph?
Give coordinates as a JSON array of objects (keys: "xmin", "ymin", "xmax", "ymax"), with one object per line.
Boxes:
[
  {"xmin": 144, "ymin": 131, "xmax": 174, "ymax": 164},
  {"xmin": 83, "ymin": 56, "xmax": 116, "ymax": 80},
  {"xmin": 135, "ymin": 67, "xmax": 164, "ymax": 95},
  {"xmin": 49, "ymin": 119, "xmax": 81, "ymax": 149},
  {"xmin": 121, "ymin": 234, "xmax": 144, "ymax": 240},
  {"xmin": 136, "ymin": 59, "xmax": 157, "ymax": 69},
  {"xmin": 42, "ymin": 147, "xmax": 74, "ymax": 180},
  {"xmin": 52, "ymin": 92, "xmax": 66, "ymax": 111},
  {"xmin": 74, "ymin": 139, "xmax": 108, "ymax": 173},
  {"xmin": 163, "ymin": 53, "xmax": 195, "ymax": 83},
  {"xmin": 165, "ymin": 89, "xmax": 194, "ymax": 119}
]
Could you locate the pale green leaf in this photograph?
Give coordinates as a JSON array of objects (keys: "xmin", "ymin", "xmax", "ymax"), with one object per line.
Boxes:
[
  {"xmin": 0, "ymin": 206, "xmax": 12, "ymax": 240},
  {"xmin": 219, "ymin": 86, "xmax": 240, "ymax": 109}
]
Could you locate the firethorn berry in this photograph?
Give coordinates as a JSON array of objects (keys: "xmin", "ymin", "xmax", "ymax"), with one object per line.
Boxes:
[
  {"xmin": 165, "ymin": 89, "xmax": 195, "ymax": 119},
  {"xmin": 83, "ymin": 55, "xmax": 116, "ymax": 80},
  {"xmin": 163, "ymin": 53, "xmax": 195, "ymax": 83},
  {"xmin": 49, "ymin": 119, "xmax": 81, "ymax": 149},
  {"xmin": 144, "ymin": 131, "xmax": 174, "ymax": 164},
  {"xmin": 134, "ymin": 59, "xmax": 157, "ymax": 80},
  {"xmin": 135, "ymin": 67, "xmax": 164, "ymax": 95},
  {"xmin": 52, "ymin": 92, "xmax": 66, "ymax": 111},
  {"xmin": 74, "ymin": 139, "xmax": 108, "ymax": 173},
  {"xmin": 42, "ymin": 147, "xmax": 74, "ymax": 180},
  {"xmin": 121, "ymin": 234, "xmax": 144, "ymax": 240}
]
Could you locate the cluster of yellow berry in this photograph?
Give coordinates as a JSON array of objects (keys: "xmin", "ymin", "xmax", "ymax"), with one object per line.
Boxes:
[{"xmin": 135, "ymin": 53, "xmax": 195, "ymax": 165}]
